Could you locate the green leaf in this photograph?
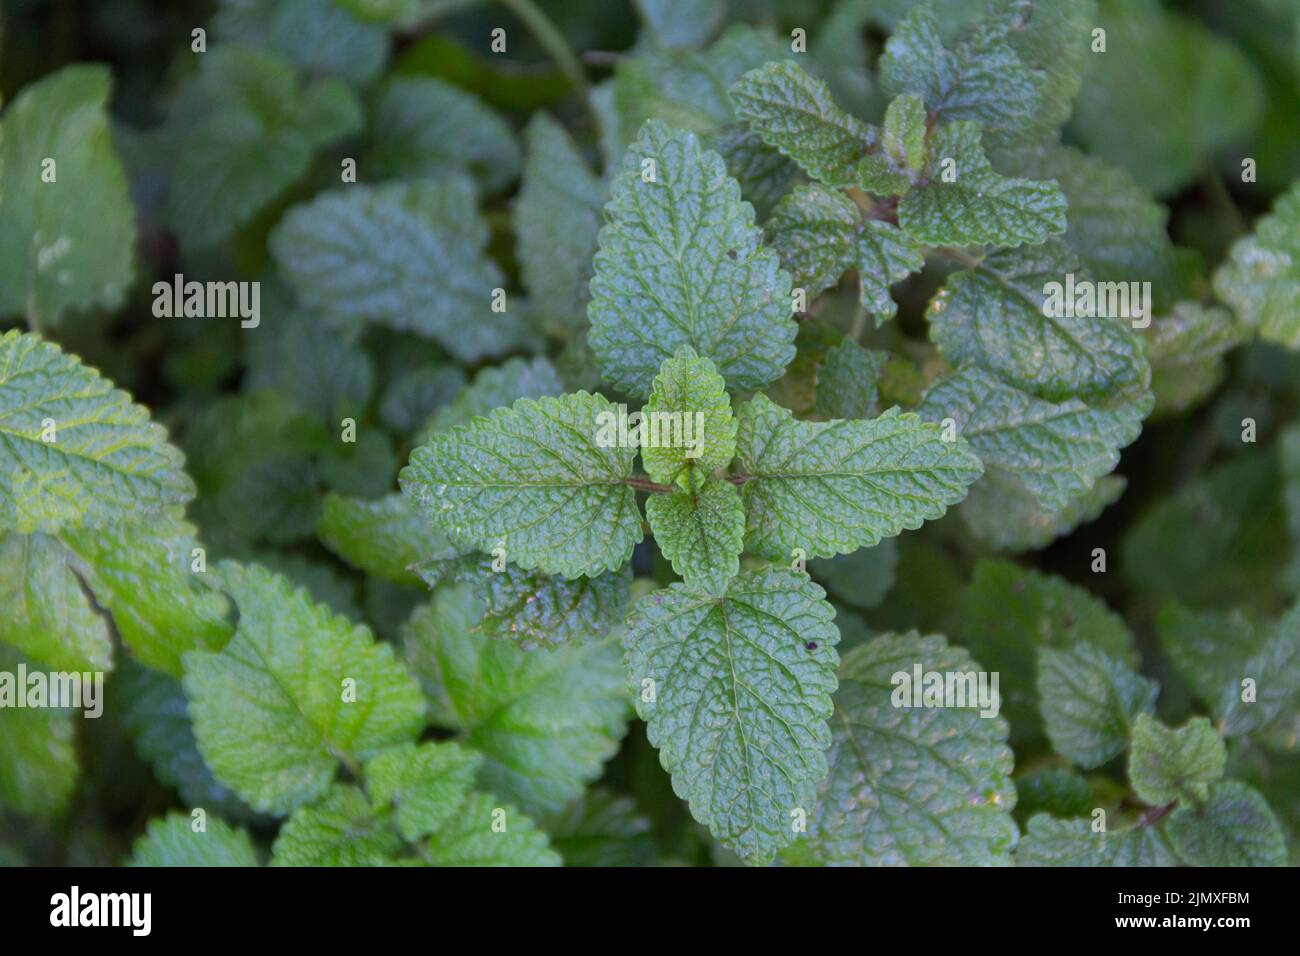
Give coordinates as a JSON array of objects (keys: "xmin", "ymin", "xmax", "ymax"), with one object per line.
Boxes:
[
  {"xmin": 1220, "ymin": 604, "xmax": 1300, "ymax": 749},
  {"xmin": 588, "ymin": 120, "xmax": 796, "ymax": 398},
  {"xmin": 270, "ymin": 178, "xmax": 530, "ymax": 362},
  {"xmin": 400, "ymin": 392, "xmax": 642, "ymax": 579},
  {"xmin": 271, "ymin": 785, "xmax": 401, "ymax": 866},
  {"xmin": 213, "ymin": 0, "xmax": 389, "ymax": 84},
  {"xmin": 919, "ymin": 366, "xmax": 1145, "ymax": 511},
  {"xmin": 641, "ymin": 346, "xmax": 737, "ymax": 490},
  {"xmin": 129, "ymin": 813, "xmax": 258, "ymax": 867},
  {"xmin": 244, "ymin": 310, "xmax": 374, "ymax": 424},
  {"xmin": 1157, "ymin": 603, "xmax": 1271, "ymax": 715},
  {"xmin": 0, "ymin": 65, "xmax": 135, "ymax": 325},
  {"xmin": 1214, "ymin": 180, "xmax": 1300, "ymax": 347},
  {"xmin": 1014, "ymin": 766, "xmax": 1095, "ymax": 820},
  {"xmin": 795, "ymin": 631, "xmax": 1017, "ymax": 866},
  {"xmin": 624, "ymin": 567, "xmax": 840, "ymax": 863},
  {"xmin": 166, "ymin": 46, "xmax": 362, "ymax": 249},
  {"xmin": 926, "ymin": 242, "xmax": 1149, "ymax": 404},
  {"xmin": 878, "ymin": 4, "xmax": 1037, "ymax": 137},
  {"xmin": 516, "ymin": 114, "xmax": 606, "ymax": 333},
  {"xmin": 857, "ymin": 93, "xmax": 928, "ymax": 195},
  {"xmin": 767, "ymin": 184, "xmax": 861, "ymax": 298},
  {"xmin": 729, "ymin": 60, "xmax": 874, "ymax": 187},
  {"xmin": 1071, "ymin": 0, "xmax": 1263, "ymax": 197},
  {"xmin": 959, "ymin": 470, "xmax": 1125, "ymax": 552},
  {"xmin": 424, "ymin": 792, "xmax": 561, "ymax": 866},
  {"xmin": 734, "ymin": 394, "xmax": 983, "ymax": 560},
  {"xmin": 317, "ymin": 492, "xmax": 437, "ymax": 586},
  {"xmin": 404, "ymin": 584, "xmax": 631, "ymax": 813},
  {"xmin": 1165, "ymin": 780, "xmax": 1287, "ymax": 866},
  {"xmin": 899, "ymin": 121, "xmax": 1067, "ymax": 248},
  {"xmin": 994, "ymin": 0, "xmax": 1096, "ymax": 147},
  {"xmin": 635, "ymin": 0, "xmax": 723, "ymax": 49},
  {"xmin": 814, "ymin": 340, "xmax": 886, "ymax": 421},
  {"xmin": 184, "ymin": 562, "xmax": 426, "ymax": 814},
  {"xmin": 0, "ymin": 648, "xmax": 78, "ymax": 816},
  {"xmin": 366, "ymin": 741, "xmax": 482, "ymax": 841},
  {"xmin": 61, "ymin": 510, "xmax": 233, "ymax": 676},
  {"xmin": 1144, "ymin": 304, "xmax": 1248, "ymax": 417},
  {"xmin": 1037, "ymin": 643, "xmax": 1157, "ymax": 769},
  {"xmin": 0, "ymin": 532, "xmax": 111, "ymax": 671},
  {"xmin": 370, "ymin": 76, "xmax": 519, "ymax": 191},
  {"xmin": 0, "ymin": 331, "xmax": 195, "ymax": 535},
  {"xmin": 1017, "ymin": 815, "xmax": 1178, "ymax": 866},
  {"xmin": 1128, "ymin": 714, "xmax": 1226, "ymax": 807},
  {"xmin": 645, "ymin": 479, "xmax": 745, "ymax": 594},
  {"xmin": 450, "ymin": 557, "xmax": 632, "ymax": 650},
  {"xmin": 809, "ymin": 540, "xmax": 897, "ymax": 612},
  {"xmin": 542, "ymin": 788, "xmax": 657, "ymax": 867},
  {"xmin": 423, "ymin": 356, "xmax": 564, "ymax": 439},
  {"xmin": 960, "ymin": 560, "xmax": 1136, "ymax": 743},
  {"xmin": 856, "ymin": 221, "xmax": 925, "ymax": 321}
]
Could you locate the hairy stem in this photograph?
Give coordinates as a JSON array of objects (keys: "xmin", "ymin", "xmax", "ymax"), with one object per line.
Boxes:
[{"xmin": 623, "ymin": 475, "xmax": 675, "ymax": 494}]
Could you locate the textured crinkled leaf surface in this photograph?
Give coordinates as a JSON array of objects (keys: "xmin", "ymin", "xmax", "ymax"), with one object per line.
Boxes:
[
  {"xmin": 271, "ymin": 785, "xmax": 401, "ymax": 866},
  {"xmin": 129, "ymin": 813, "xmax": 258, "ymax": 867},
  {"xmin": 795, "ymin": 632, "xmax": 1017, "ymax": 866},
  {"xmin": 734, "ymin": 394, "xmax": 982, "ymax": 559},
  {"xmin": 899, "ymin": 122, "xmax": 1066, "ymax": 248},
  {"xmin": 1214, "ymin": 181, "xmax": 1300, "ymax": 347},
  {"xmin": 424, "ymin": 356, "xmax": 564, "ymax": 439},
  {"xmin": 960, "ymin": 470, "xmax": 1125, "ymax": 552},
  {"xmin": 184, "ymin": 563, "xmax": 425, "ymax": 814},
  {"xmin": 401, "ymin": 392, "xmax": 642, "ymax": 579},
  {"xmin": 0, "ymin": 65, "xmax": 135, "ymax": 325},
  {"xmin": 1128, "ymin": 714, "xmax": 1226, "ymax": 807},
  {"xmin": 730, "ymin": 60, "xmax": 873, "ymax": 187},
  {"xmin": 926, "ymin": 242, "xmax": 1149, "ymax": 404},
  {"xmin": 404, "ymin": 584, "xmax": 631, "ymax": 813},
  {"xmin": 1037, "ymin": 643, "xmax": 1158, "ymax": 769},
  {"xmin": 0, "ymin": 331, "xmax": 194, "ymax": 534},
  {"xmin": 588, "ymin": 121, "xmax": 795, "ymax": 398},
  {"xmin": 919, "ymin": 366, "xmax": 1145, "ymax": 511},
  {"xmin": 424, "ymin": 792, "xmax": 561, "ymax": 866},
  {"xmin": 1144, "ymin": 304, "xmax": 1247, "ymax": 416},
  {"xmin": 1164, "ymin": 780, "xmax": 1287, "ymax": 867},
  {"xmin": 1017, "ymin": 815, "xmax": 1178, "ymax": 866},
  {"xmin": 641, "ymin": 346, "xmax": 737, "ymax": 489},
  {"xmin": 645, "ymin": 479, "xmax": 744, "ymax": 594},
  {"xmin": 271, "ymin": 178, "xmax": 529, "ymax": 362},
  {"xmin": 366, "ymin": 741, "xmax": 482, "ymax": 841},
  {"xmin": 623, "ymin": 568, "xmax": 840, "ymax": 863}
]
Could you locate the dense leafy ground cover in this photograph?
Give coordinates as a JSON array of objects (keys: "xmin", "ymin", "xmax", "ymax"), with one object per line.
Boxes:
[{"xmin": 0, "ymin": 0, "xmax": 1298, "ymax": 867}]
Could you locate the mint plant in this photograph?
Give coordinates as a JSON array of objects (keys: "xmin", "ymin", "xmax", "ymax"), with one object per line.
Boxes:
[{"xmin": 1, "ymin": 0, "xmax": 1299, "ymax": 869}]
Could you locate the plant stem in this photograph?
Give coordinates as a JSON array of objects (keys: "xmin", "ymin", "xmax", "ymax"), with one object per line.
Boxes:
[
  {"xmin": 623, "ymin": 475, "xmax": 675, "ymax": 494},
  {"xmin": 497, "ymin": 0, "xmax": 600, "ymax": 131}
]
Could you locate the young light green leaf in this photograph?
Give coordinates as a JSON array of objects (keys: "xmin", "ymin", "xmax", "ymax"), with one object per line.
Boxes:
[
  {"xmin": 641, "ymin": 346, "xmax": 737, "ymax": 490},
  {"xmin": 1129, "ymin": 714, "xmax": 1226, "ymax": 807},
  {"xmin": 370, "ymin": 76, "xmax": 519, "ymax": 191},
  {"xmin": 1165, "ymin": 780, "xmax": 1287, "ymax": 867},
  {"xmin": 0, "ymin": 65, "xmax": 135, "ymax": 326},
  {"xmin": 366, "ymin": 741, "xmax": 482, "ymax": 841},
  {"xmin": 401, "ymin": 392, "xmax": 642, "ymax": 579},
  {"xmin": 1214, "ymin": 181, "xmax": 1300, "ymax": 347},
  {"xmin": 814, "ymin": 339, "xmax": 886, "ymax": 421},
  {"xmin": 645, "ymin": 478, "xmax": 744, "ymax": 594},
  {"xmin": 899, "ymin": 122, "xmax": 1067, "ymax": 248},
  {"xmin": 516, "ymin": 114, "xmax": 606, "ymax": 333},
  {"xmin": 271, "ymin": 785, "xmax": 401, "ymax": 866},
  {"xmin": 271, "ymin": 178, "xmax": 530, "ymax": 363},
  {"xmin": 857, "ymin": 93, "xmax": 928, "ymax": 195},
  {"xmin": 317, "ymin": 493, "xmax": 438, "ymax": 586},
  {"xmin": 1037, "ymin": 643, "xmax": 1158, "ymax": 769},
  {"xmin": 960, "ymin": 560, "xmax": 1136, "ymax": 743},
  {"xmin": 166, "ymin": 46, "xmax": 362, "ymax": 249},
  {"xmin": 729, "ymin": 60, "xmax": 874, "ymax": 187},
  {"xmin": 926, "ymin": 242, "xmax": 1149, "ymax": 404},
  {"xmin": 404, "ymin": 584, "xmax": 631, "ymax": 812},
  {"xmin": 129, "ymin": 813, "xmax": 258, "ymax": 867},
  {"xmin": 1144, "ymin": 304, "xmax": 1248, "ymax": 417},
  {"xmin": 918, "ymin": 366, "xmax": 1145, "ymax": 511},
  {"xmin": 795, "ymin": 631, "xmax": 1017, "ymax": 866},
  {"xmin": 1017, "ymin": 814, "xmax": 1178, "ymax": 867},
  {"xmin": 0, "ymin": 331, "xmax": 195, "ymax": 535},
  {"xmin": 588, "ymin": 121, "xmax": 795, "ymax": 398},
  {"xmin": 734, "ymin": 394, "xmax": 983, "ymax": 560},
  {"xmin": 624, "ymin": 567, "xmax": 840, "ymax": 864},
  {"xmin": 424, "ymin": 792, "xmax": 561, "ymax": 866},
  {"xmin": 184, "ymin": 562, "xmax": 426, "ymax": 814},
  {"xmin": 0, "ymin": 532, "xmax": 111, "ymax": 672}
]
